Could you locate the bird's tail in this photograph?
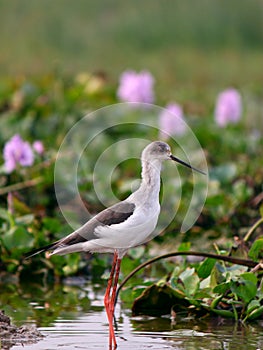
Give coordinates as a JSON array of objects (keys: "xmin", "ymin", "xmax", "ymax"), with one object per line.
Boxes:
[{"xmin": 24, "ymin": 241, "xmax": 60, "ymax": 259}]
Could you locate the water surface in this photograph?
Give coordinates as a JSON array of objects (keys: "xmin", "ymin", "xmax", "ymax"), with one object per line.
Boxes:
[{"xmin": 1, "ymin": 280, "xmax": 262, "ymax": 350}]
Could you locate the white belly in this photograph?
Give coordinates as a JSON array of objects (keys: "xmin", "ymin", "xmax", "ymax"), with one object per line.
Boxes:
[{"xmin": 92, "ymin": 203, "xmax": 160, "ymax": 250}]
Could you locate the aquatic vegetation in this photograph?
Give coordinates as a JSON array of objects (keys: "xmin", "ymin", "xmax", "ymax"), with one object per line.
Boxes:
[{"xmin": 0, "ymin": 71, "xmax": 262, "ymax": 324}]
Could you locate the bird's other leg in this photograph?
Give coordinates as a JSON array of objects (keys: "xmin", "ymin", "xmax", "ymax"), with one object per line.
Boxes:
[
  {"xmin": 110, "ymin": 257, "xmax": 122, "ymax": 317},
  {"xmin": 104, "ymin": 251, "xmax": 118, "ymax": 349}
]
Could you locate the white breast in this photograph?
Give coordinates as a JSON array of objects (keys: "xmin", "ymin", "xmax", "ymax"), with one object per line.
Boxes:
[{"xmin": 93, "ymin": 202, "xmax": 160, "ymax": 250}]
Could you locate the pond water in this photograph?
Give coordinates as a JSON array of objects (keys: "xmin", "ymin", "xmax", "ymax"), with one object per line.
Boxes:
[{"xmin": 1, "ymin": 279, "xmax": 263, "ymax": 350}]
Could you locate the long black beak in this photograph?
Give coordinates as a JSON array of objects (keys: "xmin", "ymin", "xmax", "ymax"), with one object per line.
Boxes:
[{"xmin": 170, "ymin": 154, "xmax": 206, "ymax": 175}]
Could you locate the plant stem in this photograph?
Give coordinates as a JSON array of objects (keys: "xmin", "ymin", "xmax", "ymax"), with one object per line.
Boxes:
[
  {"xmin": 244, "ymin": 217, "xmax": 263, "ymax": 242},
  {"xmin": 0, "ymin": 177, "xmax": 43, "ymax": 195},
  {"xmin": 115, "ymin": 251, "xmax": 259, "ymax": 305}
]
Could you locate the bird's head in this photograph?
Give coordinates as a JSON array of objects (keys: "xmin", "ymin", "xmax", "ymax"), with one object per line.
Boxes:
[{"xmin": 142, "ymin": 141, "xmax": 205, "ymax": 175}]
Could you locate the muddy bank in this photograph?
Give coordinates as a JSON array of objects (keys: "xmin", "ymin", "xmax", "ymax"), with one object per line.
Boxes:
[{"xmin": 0, "ymin": 310, "xmax": 44, "ymax": 350}]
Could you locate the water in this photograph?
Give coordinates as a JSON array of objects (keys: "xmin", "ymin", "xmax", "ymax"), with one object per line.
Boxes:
[{"xmin": 1, "ymin": 279, "xmax": 263, "ymax": 350}]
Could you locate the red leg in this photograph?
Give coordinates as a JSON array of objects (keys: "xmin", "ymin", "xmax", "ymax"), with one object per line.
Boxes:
[
  {"xmin": 104, "ymin": 251, "xmax": 118, "ymax": 349},
  {"xmin": 110, "ymin": 258, "xmax": 122, "ymax": 316},
  {"xmin": 109, "ymin": 257, "xmax": 122, "ymax": 349}
]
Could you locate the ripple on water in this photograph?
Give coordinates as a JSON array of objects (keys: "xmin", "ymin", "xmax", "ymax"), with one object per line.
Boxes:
[
  {"xmin": 10, "ymin": 312, "xmax": 263, "ymax": 350},
  {"xmin": 2, "ymin": 281, "xmax": 263, "ymax": 350}
]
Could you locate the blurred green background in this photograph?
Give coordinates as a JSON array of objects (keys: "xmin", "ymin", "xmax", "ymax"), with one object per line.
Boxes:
[
  {"xmin": 0, "ymin": 0, "xmax": 262, "ymax": 280},
  {"xmin": 0, "ymin": 1, "xmax": 263, "ymax": 322},
  {"xmin": 0, "ymin": 0, "xmax": 262, "ymax": 97}
]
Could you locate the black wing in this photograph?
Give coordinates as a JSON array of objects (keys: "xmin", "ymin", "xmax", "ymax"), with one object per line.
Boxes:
[
  {"xmin": 94, "ymin": 201, "xmax": 135, "ymax": 225},
  {"xmin": 25, "ymin": 201, "xmax": 135, "ymax": 258}
]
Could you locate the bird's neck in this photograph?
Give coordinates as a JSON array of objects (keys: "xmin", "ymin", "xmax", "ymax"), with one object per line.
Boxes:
[{"xmin": 138, "ymin": 159, "xmax": 162, "ymax": 201}]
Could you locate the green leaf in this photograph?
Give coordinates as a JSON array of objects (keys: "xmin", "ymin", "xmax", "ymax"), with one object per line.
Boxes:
[
  {"xmin": 211, "ymin": 308, "xmax": 235, "ymax": 318},
  {"xmin": 213, "ymin": 281, "xmax": 230, "ymax": 295},
  {"xmin": 197, "ymin": 258, "xmax": 216, "ymax": 279},
  {"xmin": 246, "ymin": 305, "xmax": 263, "ymax": 321},
  {"xmin": 0, "ymin": 208, "xmax": 10, "ymax": 221},
  {"xmin": 179, "ymin": 267, "xmax": 195, "ymax": 281},
  {"xmin": 194, "ymin": 289, "xmax": 212, "ymax": 299},
  {"xmin": 6, "ymin": 261, "xmax": 20, "ymax": 273},
  {"xmin": 205, "ymin": 194, "xmax": 225, "ymax": 206},
  {"xmin": 210, "ymin": 265, "xmax": 224, "ymax": 288},
  {"xmin": 42, "ymin": 217, "xmax": 62, "ymax": 233},
  {"xmin": 2, "ymin": 226, "xmax": 34, "ymax": 251},
  {"xmin": 121, "ymin": 256, "xmax": 141, "ymax": 276},
  {"xmin": 247, "ymin": 300, "xmax": 260, "ymax": 315},
  {"xmin": 240, "ymin": 272, "xmax": 257, "ymax": 284},
  {"xmin": 260, "ymin": 204, "xmax": 263, "ymax": 218},
  {"xmin": 120, "ymin": 285, "xmax": 144, "ymax": 304},
  {"xmin": 210, "ymin": 294, "xmax": 224, "ymax": 309},
  {"xmin": 248, "ymin": 238, "xmax": 263, "ymax": 261},
  {"xmin": 178, "ymin": 242, "xmax": 191, "ymax": 252},
  {"xmin": 230, "ymin": 279, "xmax": 257, "ymax": 304},
  {"xmin": 179, "ymin": 269, "xmax": 200, "ymax": 298}
]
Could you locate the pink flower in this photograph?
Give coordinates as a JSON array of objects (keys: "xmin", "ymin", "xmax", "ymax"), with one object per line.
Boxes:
[
  {"xmin": 117, "ymin": 70, "xmax": 155, "ymax": 104},
  {"xmin": 33, "ymin": 140, "xmax": 44, "ymax": 155},
  {"xmin": 3, "ymin": 134, "xmax": 34, "ymax": 173},
  {"xmin": 215, "ymin": 88, "xmax": 242, "ymax": 127},
  {"xmin": 159, "ymin": 103, "xmax": 186, "ymax": 140}
]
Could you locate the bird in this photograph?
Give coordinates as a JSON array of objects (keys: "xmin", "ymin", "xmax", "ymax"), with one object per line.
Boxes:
[{"xmin": 26, "ymin": 141, "xmax": 205, "ymax": 349}]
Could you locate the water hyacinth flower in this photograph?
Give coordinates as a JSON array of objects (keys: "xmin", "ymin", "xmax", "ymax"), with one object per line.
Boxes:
[
  {"xmin": 3, "ymin": 134, "xmax": 34, "ymax": 173},
  {"xmin": 215, "ymin": 88, "xmax": 242, "ymax": 127},
  {"xmin": 117, "ymin": 70, "xmax": 155, "ymax": 104},
  {"xmin": 159, "ymin": 103, "xmax": 187, "ymax": 140},
  {"xmin": 33, "ymin": 140, "xmax": 44, "ymax": 155}
]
